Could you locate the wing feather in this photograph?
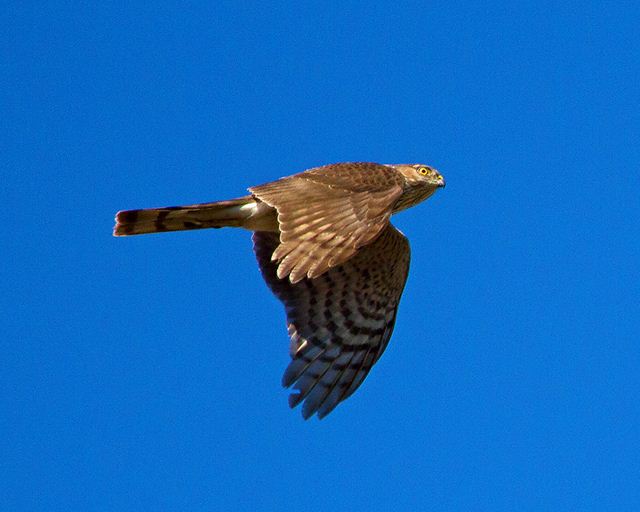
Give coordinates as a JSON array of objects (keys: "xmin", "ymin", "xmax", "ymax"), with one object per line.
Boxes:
[
  {"xmin": 253, "ymin": 224, "xmax": 411, "ymax": 419},
  {"xmin": 250, "ymin": 162, "xmax": 403, "ymax": 282}
]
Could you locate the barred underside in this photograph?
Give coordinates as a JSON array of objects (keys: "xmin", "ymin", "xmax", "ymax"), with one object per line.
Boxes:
[{"xmin": 253, "ymin": 224, "xmax": 410, "ymax": 419}]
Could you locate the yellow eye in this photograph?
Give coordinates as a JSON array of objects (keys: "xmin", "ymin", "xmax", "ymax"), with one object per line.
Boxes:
[{"xmin": 418, "ymin": 167, "xmax": 429, "ymax": 175}]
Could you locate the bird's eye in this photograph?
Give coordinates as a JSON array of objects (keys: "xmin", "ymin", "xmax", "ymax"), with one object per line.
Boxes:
[{"xmin": 417, "ymin": 167, "xmax": 429, "ymax": 175}]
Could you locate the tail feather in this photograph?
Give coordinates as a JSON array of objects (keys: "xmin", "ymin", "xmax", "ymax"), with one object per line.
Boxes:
[{"xmin": 113, "ymin": 196, "xmax": 255, "ymax": 236}]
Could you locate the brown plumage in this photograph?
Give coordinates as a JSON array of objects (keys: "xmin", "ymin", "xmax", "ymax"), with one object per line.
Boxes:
[
  {"xmin": 114, "ymin": 161, "xmax": 445, "ymax": 418},
  {"xmin": 253, "ymin": 226, "xmax": 410, "ymax": 418}
]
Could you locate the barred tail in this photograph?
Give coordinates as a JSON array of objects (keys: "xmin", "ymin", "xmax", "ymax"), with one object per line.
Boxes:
[{"xmin": 113, "ymin": 196, "xmax": 256, "ymax": 236}]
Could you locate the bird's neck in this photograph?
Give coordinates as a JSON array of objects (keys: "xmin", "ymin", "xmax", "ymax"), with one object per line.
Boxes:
[{"xmin": 392, "ymin": 185, "xmax": 437, "ymax": 214}]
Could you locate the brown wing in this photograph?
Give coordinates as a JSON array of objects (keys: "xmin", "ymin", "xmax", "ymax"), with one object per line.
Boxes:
[
  {"xmin": 253, "ymin": 224, "xmax": 411, "ymax": 419},
  {"xmin": 249, "ymin": 162, "xmax": 404, "ymax": 283}
]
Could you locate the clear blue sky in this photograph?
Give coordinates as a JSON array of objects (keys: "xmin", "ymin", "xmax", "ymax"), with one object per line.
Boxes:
[{"xmin": 3, "ymin": 1, "xmax": 639, "ymax": 510}]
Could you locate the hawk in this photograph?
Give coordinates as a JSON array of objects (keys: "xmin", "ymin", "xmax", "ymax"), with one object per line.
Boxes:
[{"xmin": 114, "ymin": 162, "xmax": 445, "ymax": 419}]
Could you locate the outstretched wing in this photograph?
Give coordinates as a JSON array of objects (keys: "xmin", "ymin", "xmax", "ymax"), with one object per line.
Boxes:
[
  {"xmin": 249, "ymin": 162, "xmax": 404, "ymax": 283},
  {"xmin": 253, "ymin": 224, "xmax": 411, "ymax": 419}
]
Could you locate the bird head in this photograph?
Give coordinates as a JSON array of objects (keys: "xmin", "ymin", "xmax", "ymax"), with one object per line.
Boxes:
[{"xmin": 391, "ymin": 164, "xmax": 445, "ymax": 188}]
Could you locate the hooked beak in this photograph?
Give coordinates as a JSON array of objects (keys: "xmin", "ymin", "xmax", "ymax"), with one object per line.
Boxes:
[{"xmin": 437, "ymin": 174, "xmax": 446, "ymax": 188}]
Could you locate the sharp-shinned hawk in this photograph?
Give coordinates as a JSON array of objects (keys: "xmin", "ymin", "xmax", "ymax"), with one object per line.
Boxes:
[{"xmin": 114, "ymin": 162, "xmax": 445, "ymax": 419}]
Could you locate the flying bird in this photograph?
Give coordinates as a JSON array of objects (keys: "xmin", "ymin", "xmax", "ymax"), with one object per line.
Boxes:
[{"xmin": 114, "ymin": 162, "xmax": 445, "ymax": 419}]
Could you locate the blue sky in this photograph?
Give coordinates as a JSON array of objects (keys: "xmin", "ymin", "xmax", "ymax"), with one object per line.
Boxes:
[{"xmin": 3, "ymin": 1, "xmax": 639, "ymax": 510}]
